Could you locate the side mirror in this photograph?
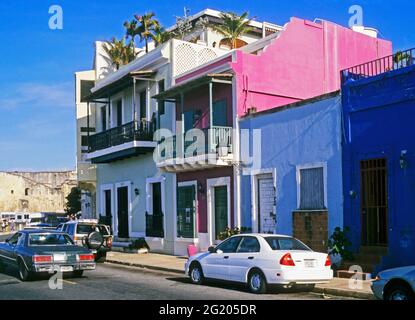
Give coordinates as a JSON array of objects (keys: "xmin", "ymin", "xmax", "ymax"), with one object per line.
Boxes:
[
  {"xmin": 5, "ymin": 238, "xmax": 9, "ymax": 243},
  {"xmin": 208, "ymin": 246, "xmax": 216, "ymax": 253}
]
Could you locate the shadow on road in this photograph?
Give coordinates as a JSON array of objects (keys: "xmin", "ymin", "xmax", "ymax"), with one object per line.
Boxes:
[{"xmin": 165, "ymin": 276, "xmax": 315, "ymax": 295}]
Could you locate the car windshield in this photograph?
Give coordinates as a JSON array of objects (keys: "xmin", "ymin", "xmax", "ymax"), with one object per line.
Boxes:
[
  {"xmin": 76, "ymin": 224, "xmax": 109, "ymax": 235},
  {"xmin": 265, "ymin": 237, "xmax": 311, "ymax": 251},
  {"xmin": 29, "ymin": 233, "xmax": 74, "ymax": 246}
]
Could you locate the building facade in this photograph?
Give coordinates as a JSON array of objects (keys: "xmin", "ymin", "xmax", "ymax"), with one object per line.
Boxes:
[
  {"xmin": 239, "ymin": 92, "xmax": 342, "ymax": 253},
  {"xmin": 342, "ymin": 51, "xmax": 415, "ymax": 273},
  {"xmin": 0, "ymin": 171, "xmax": 77, "ymax": 214},
  {"xmin": 154, "ymin": 16, "xmax": 392, "ymax": 253}
]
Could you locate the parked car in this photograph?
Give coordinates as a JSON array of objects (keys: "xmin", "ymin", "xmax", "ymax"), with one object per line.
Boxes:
[
  {"xmin": 371, "ymin": 266, "xmax": 415, "ymax": 300},
  {"xmin": 58, "ymin": 220, "xmax": 112, "ymax": 262},
  {"xmin": 0, "ymin": 230, "xmax": 96, "ymax": 281},
  {"xmin": 185, "ymin": 234, "xmax": 333, "ymax": 294}
]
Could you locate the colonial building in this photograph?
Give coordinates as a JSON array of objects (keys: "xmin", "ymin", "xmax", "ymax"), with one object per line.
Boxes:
[{"xmin": 0, "ymin": 171, "xmax": 77, "ymax": 213}]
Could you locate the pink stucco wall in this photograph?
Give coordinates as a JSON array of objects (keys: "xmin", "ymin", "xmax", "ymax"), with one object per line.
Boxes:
[{"xmin": 232, "ymin": 17, "xmax": 392, "ymax": 116}]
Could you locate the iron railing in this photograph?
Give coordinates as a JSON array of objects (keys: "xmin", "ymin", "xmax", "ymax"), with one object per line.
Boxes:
[
  {"xmin": 88, "ymin": 120, "xmax": 156, "ymax": 152},
  {"xmin": 145, "ymin": 212, "xmax": 164, "ymax": 238},
  {"xmin": 341, "ymin": 48, "xmax": 415, "ymax": 83},
  {"xmin": 158, "ymin": 126, "xmax": 233, "ymax": 161}
]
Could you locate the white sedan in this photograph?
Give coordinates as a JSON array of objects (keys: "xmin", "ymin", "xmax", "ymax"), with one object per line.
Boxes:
[{"xmin": 185, "ymin": 234, "xmax": 333, "ymax": 294}]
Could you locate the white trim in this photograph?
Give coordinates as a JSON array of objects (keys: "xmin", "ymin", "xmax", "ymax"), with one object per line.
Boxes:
[
  {"xmin": 115, "ymin": 181, "xmax": 135, "ymax": 238},
  {"xmin": 86, "ymin": 140, "xmax": 157, "ymax": 160},
  {"xmin": 250, "ymin": 168, "xmax": 277, "ymax": 233},
  {"xmin": 206, "ymin": 176, "xmax": 231, "ymax": 246},
  {"xmin": 145, "ymin": 176, "xmax": 167, "ymax": 239},
  {"xmin": 176, "ymin": 180, "xmax": 198, "ymax": 241},
  {"xmin": 100, "ymin": 183, "xmax": 115, "ymax": 234},
  {"xmin": 296, "ymin": 162, "xmax": 328, "ymax": 210}
]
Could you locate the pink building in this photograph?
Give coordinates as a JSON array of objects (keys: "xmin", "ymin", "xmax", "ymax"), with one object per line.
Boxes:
[{"xmin": 154, "ymin": 17, "xmax": 392, "ymax": 251}]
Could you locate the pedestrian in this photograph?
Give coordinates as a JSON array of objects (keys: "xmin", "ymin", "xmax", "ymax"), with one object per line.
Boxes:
[
  {"xmin": 1, "ymin": 220, "xmax": 5, "ymax": 232},
  {"xmin": 10, "ymin": 219, "xmax": 15, "ymax": 232}
]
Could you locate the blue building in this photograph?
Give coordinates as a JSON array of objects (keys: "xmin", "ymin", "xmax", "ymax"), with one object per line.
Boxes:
[
  {"xmin": 342, "ymin": 52, "xmax": 415, "ymax": 273},
  {"xmin": 239, "ymin": 92, "xmax": 343, "ymax": 253}
]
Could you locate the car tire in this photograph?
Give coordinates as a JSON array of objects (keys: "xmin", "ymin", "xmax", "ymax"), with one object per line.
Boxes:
[
  {"xmin": 73, "ymin": 270, "xmax": 84, "ymax": 278},
  {"xmin": 385, "ymin": 284, "xmax": 414, "ymax": 300},
  {"xmin": 18, "ymin": 260, "xmax": 32, "ymax": 282},
  {"xmin": 248, "ymin": 270, "xmax": 267, "ymax": 294},
  {"xmin": 189, "ymin": 263, "xmax": 204, "ymax": 285}
]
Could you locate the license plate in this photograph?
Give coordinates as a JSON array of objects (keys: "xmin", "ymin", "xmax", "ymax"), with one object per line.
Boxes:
[
  {"xmin": 60, "ymin": 266, "xmax": 73, "ymax": 272},
  {"xmin": 304, "ymin": 260, "xmax": 316, "ymax": 268},
  {"xmin": 53, "ymin": 253, "xmax": 67, "ymax": 262}
]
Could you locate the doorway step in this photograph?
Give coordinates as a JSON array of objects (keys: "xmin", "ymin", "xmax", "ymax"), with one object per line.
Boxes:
[
  {"xmin": 336, "ymin": 246, "xmax": 388, "ymax": 279},
  {"xmin": 112, "ymin": 237, "xmax": 149, "ymax": 253}
]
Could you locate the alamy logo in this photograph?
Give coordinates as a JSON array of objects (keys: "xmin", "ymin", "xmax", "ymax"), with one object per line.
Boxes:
[
  {"xmin": 49, "ymin": 5, "xmax": 63, "ymax": 30},
  {"xmin": 48, "ymin": 270, "xmax": 63, "ymax": 290},
  {"xmin": 348, "ymin": 5, "xmax": 363, "ymax": 28}
]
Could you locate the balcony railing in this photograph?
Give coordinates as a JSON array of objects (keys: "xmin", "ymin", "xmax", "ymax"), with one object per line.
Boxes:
[
  {"xmin": 341, "ymin": 48, "xmax": 415, "ymax": 83},
  {"xmin": 159, "ymin": 126, "xmax": 233, "ymax": 160},
  {"xmin": 145, "ymin": 212, "xmax": 164, "ymax": 238},
  {"xmin": 88, "ymin": 120, "xmax": 156, "ymax": 153}
]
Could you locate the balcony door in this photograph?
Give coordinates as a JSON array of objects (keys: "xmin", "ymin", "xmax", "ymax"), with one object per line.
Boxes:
[{"xmin": 212, "ymin": 99, "xmax": 227, "ymax": 127}]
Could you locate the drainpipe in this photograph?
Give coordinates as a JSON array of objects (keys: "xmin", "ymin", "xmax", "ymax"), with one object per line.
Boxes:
[
  {"xmin": 132, "ymin": 78, "xmax": 136, "ymax": 123},
  {"xmin": 87, "ymin": 102, "xmax": 90, "ymax": 152},
  {"xmin": 209, "ymin": 81, "xmax": 213, "ymax": 156}
]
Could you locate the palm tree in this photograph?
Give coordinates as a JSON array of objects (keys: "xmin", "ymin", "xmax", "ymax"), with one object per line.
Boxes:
[
  {"xmin": 134, "ymin": 12, "xmax": 159, "ymax": 53},
  {"xmin": 211, "ymin": 12, "xmax": 253, "ymax": 49},
  {"xmin": 103, "ymin": 37, "xmax": 136, "ymax": 70},
  {"xmin": 124, "ymin": 19, "xmax": 140, "ymax": 50},
  {"xmin": 153, "ymin": 25, "xmax": 172, "ymax": 47}
]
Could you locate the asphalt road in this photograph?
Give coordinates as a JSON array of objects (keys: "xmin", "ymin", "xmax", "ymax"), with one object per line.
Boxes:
[{"xmin": 0, "ymin": 261, "xmax": 356, "ymax": 300}]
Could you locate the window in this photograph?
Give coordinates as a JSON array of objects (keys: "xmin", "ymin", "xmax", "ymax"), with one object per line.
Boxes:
[
  {"xmin": 158, "ymin": 80, "xmax": 165, "ymax": 116},
  {"xmin": 8, "ymin": 233, "xmax": 21, "ymax": 245},
  {"xmin": 25, "ymin": 188, "xmax": 30, "ymax": 196},
  {"xmin": 81, "ymin": 135, "xmax": 88, "ymax": 147},
  {"xmin": 80, "ymin": 80, "xmax": 95, "ymax": 103},
  {"xmin": 265, "ymin": 236, "xmax": 311, "ymax": 251},
  {"xmin": 116, "ymin": 100, "xmax": 122, "ymax": 126},
  {"xmin": 212, "ymin": 99, "xmax": 227, "ymax": 127},
  {"xmin": 216, "ymin": 236, "xmax": 242, "ymax": 253},
  {"xmin": 29, "ymin": 233, "xmax": 74, "ymax": 246},
  {"xmin": 101, "ymin": 106, "xmax": 107, "ymax": 131},
  {"xmin": 236, "ymin": 237, "xmax": 260, "ymax": 253},
  {"xmin": 11, "ymin": 190, "xmax": 14, "ymax": 194},
  {"xmin": 140, "ymin": 91, "xmax": 147, "ymax": 120},
  {"xmin": 297, "ymin": 165, "xmax": 326, "ymax": 210}
]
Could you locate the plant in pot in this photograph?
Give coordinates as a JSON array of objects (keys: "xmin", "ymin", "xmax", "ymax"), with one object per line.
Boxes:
[{"xmin": 328, "ymin": 226, "xmax": 354, "ymax": 270}]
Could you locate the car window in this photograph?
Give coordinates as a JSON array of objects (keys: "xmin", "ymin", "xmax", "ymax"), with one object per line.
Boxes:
[
  {"xmin": 265, "ymin": 237, "xmax": 311, "ymax": 251},
  {"xmin": 67, "ymin": 224, "xmax": 75, "ymax": 235},
  {"xmin": 216, "ymin": 236, "xmax": 242, "ymax": 253},
  {"xmin": 17, "ymin": 233, "xmax": 25, "ymax": 247},
  {"xmin": 76, "ymin": 224, "xmax": 109, "ymax": 235},
  {"xmin": 236, "ymin": 237, "xmax": 260, "ymax": 253},
  {"xmin": 29, "ymin": 233, "xmax": 74, "ymax": 246},
  {"xmin": 8, "ymin": 233, "xmax": 21, "ymax": 245}
]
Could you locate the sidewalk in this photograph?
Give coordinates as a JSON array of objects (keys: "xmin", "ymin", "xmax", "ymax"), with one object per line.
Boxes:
[{"xmin": 105, "ymin": 252, "xmax": 374, "ymax": 300}]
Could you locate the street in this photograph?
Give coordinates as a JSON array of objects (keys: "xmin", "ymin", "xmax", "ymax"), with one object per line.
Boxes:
[{"xmin": 0, "ymin": 261, "xmax": 356, "ymax": 300}]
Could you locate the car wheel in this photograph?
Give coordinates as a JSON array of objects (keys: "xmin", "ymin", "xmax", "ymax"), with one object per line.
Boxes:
[
  {"xmin": 73, "ymin": 270, "xmax": 84, "ymax": 278},
  {"xmin": 385, "ymin": 284, "xmax": 414, "ymax": 300},
  {"xmin": 189, "ymin": 264, "xmax": 204, "ymax": 285},
  {"xmin": 248, "ymin": 270, "xmax": 267, "ymax": 294},
  {"xmin": 18, "ymin": 260, "xmax": 32, "ymax": 282}
]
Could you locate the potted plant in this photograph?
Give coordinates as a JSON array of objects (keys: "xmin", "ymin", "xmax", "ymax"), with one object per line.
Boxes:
[{"xmin": 328, "ymin": 227, "xmax": 354, "ymax": 269}]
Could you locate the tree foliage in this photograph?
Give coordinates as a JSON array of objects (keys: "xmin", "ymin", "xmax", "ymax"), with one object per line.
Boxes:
[
  {"xmin": 65, "ymin": 187, "xmax": 81, "ymax": 215},
  {"xmin": 211, "ymin": 12, "xmax": 253, "ymax": 49}
]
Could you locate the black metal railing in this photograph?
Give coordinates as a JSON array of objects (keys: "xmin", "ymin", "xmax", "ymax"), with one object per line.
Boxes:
[
  {"xmin": 341, "ymin": 48, "xmax": 415, "ymax": 83},
  {"xmin": 89, "ymin": 120, "xmax": 156, "ymax": 152},
  {"xmin": 145, "ymin": 212, "xmax": 164, "ymax": 238},
  {"xmin": 158, "ymin": 126, "xmax": 233, "ymax": 161}
]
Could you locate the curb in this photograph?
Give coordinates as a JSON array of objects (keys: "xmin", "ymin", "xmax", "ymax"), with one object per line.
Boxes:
[
  {"xmin": 106, "ymin": 260, "xmax": 375, "ymax": 300},
  {"xmin": 105, "ymin": 259, "xmax": 184, "ymax": 275},
  {"xmin": 313, "ymin": 286, "xmax": 375, "ymax": 300}
]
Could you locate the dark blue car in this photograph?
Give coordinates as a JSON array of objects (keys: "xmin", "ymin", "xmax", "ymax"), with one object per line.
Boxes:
[{"xmin": 0, "ymin": 230, "xmax": 96, "ymax": 281}]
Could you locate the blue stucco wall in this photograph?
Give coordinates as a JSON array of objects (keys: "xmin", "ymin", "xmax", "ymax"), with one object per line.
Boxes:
[
  {"xmin": 239, "ymin": 93, "xmax": 343, "ymax": 237},
  {"xmin": 342, "ymin": 64, "xmax": 415, "ymax": 271}
]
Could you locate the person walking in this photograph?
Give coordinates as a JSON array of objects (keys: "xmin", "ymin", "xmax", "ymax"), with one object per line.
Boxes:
[{"xmin": 1, "ymin": 220, "xmax": 5, "ymax": 232}]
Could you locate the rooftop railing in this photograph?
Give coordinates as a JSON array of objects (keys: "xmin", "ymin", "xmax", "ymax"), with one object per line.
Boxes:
[{"xmin": 341, "ymin": 48, "xmax": 415, "ymax": 83}]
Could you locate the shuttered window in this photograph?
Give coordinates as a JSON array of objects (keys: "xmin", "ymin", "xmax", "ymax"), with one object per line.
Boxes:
[{"xmin": 299, "ymin": 167, "xmax": 325, "ymax": 210}]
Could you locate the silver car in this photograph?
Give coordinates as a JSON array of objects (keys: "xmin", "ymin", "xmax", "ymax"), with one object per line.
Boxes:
[{"xmin": 371, "ymin": 266, "xmax": 415, "ymax": 300}]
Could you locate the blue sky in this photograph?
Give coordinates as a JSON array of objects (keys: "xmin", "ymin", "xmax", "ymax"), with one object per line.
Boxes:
[{"xmin": 0, "ymin": 0, "xmax": 414, "ymax": 171}]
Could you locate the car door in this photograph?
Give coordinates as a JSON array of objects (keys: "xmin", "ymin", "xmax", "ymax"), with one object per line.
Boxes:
[
  {"xmin": 228, "ymin": 236, "xmax": 262, "ymax": 283},
  {"xmin": 201, "ymin": 236, "xmax": 242, "ymax": 281},
  {"xmin": 0, "ymin": 233, "xmax": 21, "ymax": 266}
]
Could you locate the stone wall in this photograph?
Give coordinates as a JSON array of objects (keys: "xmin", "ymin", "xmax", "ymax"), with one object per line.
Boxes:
[
  {"xmin": 0, "ymin": 171, "xmax": 77, "ymax": 213},
  {"xmin": 292, "ymin": 210, "xmax": 328, "ymax": 253}
]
